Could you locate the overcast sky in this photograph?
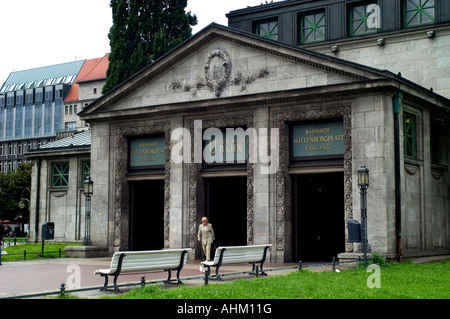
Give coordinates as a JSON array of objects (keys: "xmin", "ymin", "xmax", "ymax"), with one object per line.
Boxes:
[{"xmin": 0, "ymin": 0, "xmax": 283, "ymax": 86}]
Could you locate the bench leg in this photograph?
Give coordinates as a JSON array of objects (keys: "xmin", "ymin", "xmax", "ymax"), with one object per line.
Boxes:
[
  {"xmin": 249, "ymin": 262, "xmax": 268, "ymax": 276},
  {"xmin": 215, "ymin": 266, "xmax": 222, "ymax": 280},
  {"xmin": 176, "ymin": 268, "xmax": 183, "ymax": 284},
  {"xmin": 259, "ymin": 262, "xmax": 268, "ymax": 276},
  {"xmin": 259, "ymin": 261, "xmax": 268, "ymax": 276},
  {"xmin": 100, "ymin": 273, "xmax": 121, "ymax": 292},
  {"xmin": 164, "ymin": 269, "xmax": 172, "ymax": 284},
  {"xmin": 100, "ymin": 274, "xmax": 109, "ymax": 291},
  {"xmin": 113, "ymin": 273, "xmax": 121, "ymax": 292}
]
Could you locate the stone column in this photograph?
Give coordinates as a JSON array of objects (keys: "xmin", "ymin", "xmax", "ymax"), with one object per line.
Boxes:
[
  {"xmin": 90, "ymin": 122, "xmax": 111, "ymax": 248},
  {"xmin": 253, "ymin": 108, "xmax": 271, "ymax": 245},
  {"xmin": 169, "ymin": 116, "xmax": 184, "ymax": 248}
]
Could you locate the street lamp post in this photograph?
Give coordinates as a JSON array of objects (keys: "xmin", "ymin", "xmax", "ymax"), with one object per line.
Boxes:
[
  {"xmin": 19, "ymin": 188, "xmax": 31, "ymax": 237},
  {"xmin": 357, "ymin": 165, "xmax": 370, "ymax": 267},
  {"xmin": 83, "ymin": 176, "xmax": 94, "ymax": 246}
]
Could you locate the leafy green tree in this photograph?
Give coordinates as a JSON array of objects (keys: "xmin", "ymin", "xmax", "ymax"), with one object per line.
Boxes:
[
  {"xmin": 0, "ymin": 163, "xmax": 32, "ymax": 223},
  {"xmin": 103, "ymin": 0, "xmax": 197, "ymax": 93}
]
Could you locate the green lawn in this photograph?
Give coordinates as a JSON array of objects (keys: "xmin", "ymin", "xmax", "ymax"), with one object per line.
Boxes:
[
  {"xmin": 107, "ymin": 260, "xmax": 450, "ymax": 299},
  {"xmin": 1, "ymin": 242, "xmax": 81, "ymax": 261}
]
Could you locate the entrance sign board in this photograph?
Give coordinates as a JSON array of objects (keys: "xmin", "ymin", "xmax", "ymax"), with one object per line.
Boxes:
[
  {"xmin": 129, "ymin": 136, "xmax": 166, "ymax": 168},
  {"xmin": 291, "ymin": 120, "xmax": 344, "ymax": 159},
  {"xmin": 203, "ymin": 128, "xmax": 248, "ymax": 164}
]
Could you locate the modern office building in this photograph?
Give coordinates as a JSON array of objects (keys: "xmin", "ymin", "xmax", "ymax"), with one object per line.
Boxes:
[
  {"xmin": 0, "ymin": 61, "xmax": 84, "ymax": 172},
  {"xmin": 0, "ymin": 55, "xmax": 108, "ymax": 173}
]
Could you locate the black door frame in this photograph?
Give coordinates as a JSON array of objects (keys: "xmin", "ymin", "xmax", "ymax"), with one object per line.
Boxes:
[
  {"xmin": 291, "ymin": 172, "xmax": 345, "ymax": 262},
  {"xmin": 129, "ymin": 179, "xmax": 165, "ymax": 251},
  {"xmin": 203, "ymin": 175, "xmax": 247, "ymax": 247}
]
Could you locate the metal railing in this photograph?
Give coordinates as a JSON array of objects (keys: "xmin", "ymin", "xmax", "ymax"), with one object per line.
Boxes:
[
  {"xmin": 1, "ymin": 236, "xmax": 28, "ymax": 248},
  {"xmin": 1, "ymin": 247, "xmax": 63, "ymax": 260}
]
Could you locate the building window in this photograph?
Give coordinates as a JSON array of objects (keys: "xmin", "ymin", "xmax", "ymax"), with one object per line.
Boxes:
[
  {"xmin": 430, "ymin": 118, "xmax": 445, "ymax": 165},
  {"xmin": 299, "ymin": 11, "xmax": 326, "ymax": 44},
  {"xmin": 65, "ymin": 121, "xmax": 76, "ymax": 131},
  {"xmin": 52, "ymin": 163, "xmax": 69, "ymax": 188},
  {"xmin": 81, "ymin": 160, "xmax": 90, "ymax": 186},
  {"xmin": 403, "ymin": 0, "xmax": 435, "ymax": 27},
  {"xmin": 350, "ymin": 3, "xmax": 378, "ymax": 36},
  {"xmin": 93, "ymin": 88, "xmax": 97, "ymax": 94},
  {"xmin": 254, "ymin": 18, "xmax": 278, "ymax": 40},
  {"xmin": 404, "ymin": 112, "xmax": 416, "ymax": 159}
]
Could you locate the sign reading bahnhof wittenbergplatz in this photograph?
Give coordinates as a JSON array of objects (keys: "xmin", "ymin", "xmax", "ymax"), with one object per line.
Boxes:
[
  {"xmin": 129, "ymin": 136, "xmax": 165, "ymax": 168},
  {"xmin": 291, "ymin": 120, "xmax": 344, "ymax": 159}
]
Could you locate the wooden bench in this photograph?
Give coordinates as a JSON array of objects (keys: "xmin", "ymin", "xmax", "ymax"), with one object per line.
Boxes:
[
  {"xmin": 94, "ymin": 248, "xmax": 191, "ymax": 291},
  {"xmin": 201, "ymin": 244, "xmax": 271, "ymax": 281}
]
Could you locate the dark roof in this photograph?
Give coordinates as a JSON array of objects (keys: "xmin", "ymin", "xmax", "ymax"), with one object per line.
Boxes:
[
  {"xmin": 0, "ymin": 60, "xmax": 85, "ymax": 93},
  {"xmin": 26, "ymin": 130, "xmax": 91, "ymax": 156}
]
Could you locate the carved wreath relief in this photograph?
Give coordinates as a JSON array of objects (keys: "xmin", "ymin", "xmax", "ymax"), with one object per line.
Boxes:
[
  {"xmin": 205, "ymin": 49, "xmax": 231, "ymax": 97},
  {"xmin": 169, "ymin": 48, "xmax": 270, "ymax": 98}
]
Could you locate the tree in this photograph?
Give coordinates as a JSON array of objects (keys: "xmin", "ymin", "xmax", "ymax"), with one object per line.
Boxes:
[
  {"xmin": 0, "ymin": 163, "xmax": 32, "ymax": 224},
  {"xmin": 103, "ymin": 0, "xmax": 197, "ymax": 93}
]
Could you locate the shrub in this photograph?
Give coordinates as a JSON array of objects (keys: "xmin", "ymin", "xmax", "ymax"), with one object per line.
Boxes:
[{"xmin": 359, "ymin": 252, "xmax": 389, "ymax": 268}]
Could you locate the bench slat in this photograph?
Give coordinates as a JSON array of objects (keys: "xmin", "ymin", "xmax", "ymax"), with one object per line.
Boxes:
[
  {"xmin": 95, "ymin": 249, "xmax": 191, "ymax": 275},
  {"xmin": 203, "ymin": 245, "xmax": 272, "ymax": 266}
]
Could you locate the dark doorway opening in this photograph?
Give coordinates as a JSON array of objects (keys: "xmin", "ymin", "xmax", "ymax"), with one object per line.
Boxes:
[
  {"xmin": 204, "ymin": 176, "xmax": 247, "ymax": 248},
  {"xmin": 292, "ymin": 172, "xmax": 345, "ymax": 262},
  {"xmin": 129, "ymin": 179, "xmax": 164, "ymax": 251}
]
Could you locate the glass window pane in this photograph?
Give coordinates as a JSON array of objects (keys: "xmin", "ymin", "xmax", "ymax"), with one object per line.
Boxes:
[
  {"xmin": 300, "ymin": 11, "xmax": 325, "ymax": 43},
  {"xmin": 350, "ymin": 3, "xmax": 377, "ymax": 36},
  {"xmin": 52, "ymin": 163, "xmax": 69, "ymax": 187},
  {"xmin": 255, "ymin": 19, "xmax": 278, "ymax": 40},
  {"xmin": 404, "ymin": 0, "xmax": 435, "ymax": 26}
]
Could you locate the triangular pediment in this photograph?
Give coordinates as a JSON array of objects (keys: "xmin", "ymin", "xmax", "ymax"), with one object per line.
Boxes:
[{"xmin": 81, "ymin": 23, "xmax": 389, "ymax": 117}]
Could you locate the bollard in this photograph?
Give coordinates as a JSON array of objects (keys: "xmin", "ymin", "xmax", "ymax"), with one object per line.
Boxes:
[
  {"xmin": 332, "ymin": 257, "xmax": 336, "ymax": 272},
  {"xmin": 141, "ymin": 275, "xmax": 146, "ymax": 288},
  {"xmin": 204, "ymin": 267, "xmax": 210, "ymax": 285},
  {"xmin": 60, "ymin": 283, "xmax": 65, "ymax": 296},
  {"xmin": 24, "ymin": 249, "xmax": 26, "ymax": 260},
  {"xmin": 298, "ymin": 261, "xmax": 302, "ymax": 271},
  {"xmin": 255, "ymin": 266, "xmax": 259, "ymax": 278},
  {"xmin": 0, "ymin": 245, "xmax": 2, "ymax": 265}
]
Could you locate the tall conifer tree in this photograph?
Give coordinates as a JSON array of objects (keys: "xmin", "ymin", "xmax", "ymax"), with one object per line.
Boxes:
[{"xmin": 103, "ymin": 0, "xmax": 197, "ymax": 93}]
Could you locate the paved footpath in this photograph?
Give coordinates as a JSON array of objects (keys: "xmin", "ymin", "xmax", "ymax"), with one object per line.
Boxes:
[{"xmin": 0, "ymin": 257, "xmax": 303, "ymax": 299}]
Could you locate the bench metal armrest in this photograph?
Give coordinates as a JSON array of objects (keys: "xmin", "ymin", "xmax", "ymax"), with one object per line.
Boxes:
[
  {"xmin": 100, "ymin": 253, "xmax": 126, "ymax": 292},
  {"xmin": 164, "ymin": 249, "xmax": 189, "ymax": 284}
]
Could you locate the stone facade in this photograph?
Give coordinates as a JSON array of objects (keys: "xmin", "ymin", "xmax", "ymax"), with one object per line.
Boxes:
[
  {"xmin": 27, "ymin": 146, "xmax": 90, "ymax": 242},
  {"xmin": 77, "ymin": 25, "xmax": 449, "ymax": 262},
  {"xmin": 309, "ymin": 26, "xmax": 450, "ymax": 100}
]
